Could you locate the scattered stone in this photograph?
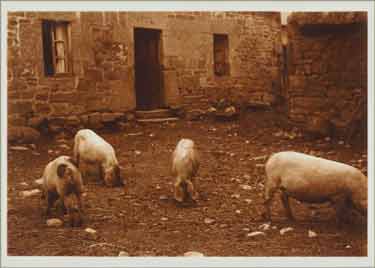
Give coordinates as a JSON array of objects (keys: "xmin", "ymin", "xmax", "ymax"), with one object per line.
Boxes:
[
  {"xmin": 243, "ymin": 174, "xmax": 251, "ymax": 180},
  {"xmin": 20, "ymin": 189, "xmax": 41, "ymax": 198},
  {"xmin": 204, "ymin": 218, "xmax": 215, "ymax": 224},
  {"xmin": 159, "ymin": 195, "xmax": 168, "ymax": 200},
  {"xmin": 219, "ymin": 224, "xmax": 228, "ymax": 228},
  {"xmin": 149, "ymin": 133, "xmax": 155, "ymax": 137},
  {"xmin": 345, "ymin": 245, "xmax": 352, "ymax": 249},
  {"xmin": 251, "ymin": 155, "xmax": 268, "ymax": 161},
  {"xmin": 280, "ymin": 227, "xmax": 294, "ymax": 235},
  {"xmin": 134, "ymin": 150, "xmax": 142, "ymax": 155},
  {"xmin": 184, "ymin": 251, "xmax": 204, "ymax": 257},
  {"xmin": 231, "ymin": 194, "xmax": 240, "ymax": 199},
  {"xmin": 34, "ymin": 178, "xmax": 43, "ymax": 186},
  {"xmin": 85, "ymin": 228, "xmax": 97, "ymax": 234},
  {"xmin": 338, "ymin": 140, "xmax": 345, "ymax": 145},
  {"xmin": 10, "ymin": 146, "xmax": 29, "ymax": 151},
  {"xmin": 242, "ymin": 227, "xmax": 250, "ymax": 232},
  {"xmin": 240, "ymin": 184, "xmax": 252, "ymax": 191},
  {"xmin": 48, "ymin": 150, "xmax": 54, "ymax": 154},
  {"xmin": 46, "ymin": 218, "xmax": 63, "ymax": 227},
  {"xmin": 308, "ymin": 230, "xmax": 317, "ymax": 238},
  {"xmin": 247, "ymin": 231, "xmax": 266, "ymax": 237},
  {"xmin": 8, "ymin": 126, "xmax": 40, "ymax": 143},
  {"xmin": 161, "ymin": 217, "xmax": 168, "ymax": 221},
  {"xmin": 244, "ymin": 199, "xmax": 252, "ymax": 204},
  {"xmin": 255, "ymin": 164, "xmax": 265, "ymax": 168},
  {"xmin": 259, "ymin": 223, "xmax": 271, "ymax": 231},
  {"xmin": 19, "ymin": 182, "xmax": 28, "ymax": 187},
  {"xmin": 235, "ymin": 209, "xmax": 241, "ymax": 214},
  {"xmin": 118, "ymin": 251, "xmax": 130, "ymax": 257},
  {"xmin": 272, "ymin": 226, "xmax": 277, "ymax": 230}
]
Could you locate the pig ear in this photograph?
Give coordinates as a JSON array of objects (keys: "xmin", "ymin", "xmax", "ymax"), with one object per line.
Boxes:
[{"xmin": 57, "ymin": 163, "xmax": 67, "ymax": 178}]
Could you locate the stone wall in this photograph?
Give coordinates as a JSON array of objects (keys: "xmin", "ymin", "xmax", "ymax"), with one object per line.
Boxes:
[
  {"xmin": 7, "ymin": 11, "xmax": 281, "ymax": 133},
  {"xmin": 286, "ymin": 12, "xmax": 367, "ymax": 131}
]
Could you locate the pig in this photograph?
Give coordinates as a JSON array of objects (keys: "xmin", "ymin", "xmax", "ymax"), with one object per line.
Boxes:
[
  {"xmin": 171, "ymin": 139, "xmax": 200, "ymax": 202},
  {"xmin": 73, "ymin": 129, "xmax": 123, "ymax": 187},
  {"xmin": 41, "ymin": 155, "xmax": 84, "ymax": 227},
  {"xmin": 263, "ymin": 151, "xmax": 367, "ymax": 223}
]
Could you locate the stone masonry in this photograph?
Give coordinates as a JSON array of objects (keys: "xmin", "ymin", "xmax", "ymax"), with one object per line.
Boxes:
[
  {"xmin": 286, "ymin": 12, "xmax": 367, "ymax": 133},
  {"xmin": 7, "ymin": 12, "xmax": 282, "ymax": 134}
]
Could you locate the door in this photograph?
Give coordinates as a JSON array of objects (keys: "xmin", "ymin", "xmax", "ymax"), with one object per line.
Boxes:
[{"xmin": 134, "ymin": 28, "xmax": 163, "ymax": 110}]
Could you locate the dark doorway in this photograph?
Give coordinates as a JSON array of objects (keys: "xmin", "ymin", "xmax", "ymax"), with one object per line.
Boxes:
[{"xmin": 134, "ymin": 28, "xmax": 163, "ymax": 110}]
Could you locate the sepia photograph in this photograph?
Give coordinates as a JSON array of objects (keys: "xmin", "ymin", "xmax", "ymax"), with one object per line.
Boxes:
[{"xmin": 1, "ymin": 1, "xmax": 374, "ymax": 267}]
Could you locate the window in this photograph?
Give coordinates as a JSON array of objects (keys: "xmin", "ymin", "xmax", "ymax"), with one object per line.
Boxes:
[
  {"xmin": 42, "ymin": 20, "xmax": 71, "ymax": 76},
  {"xmin": 213, "ymin": 34, "xmax": 229, "ymax": 76}
]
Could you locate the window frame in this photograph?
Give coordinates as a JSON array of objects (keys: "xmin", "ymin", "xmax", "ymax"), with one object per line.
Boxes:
[{"xmin": 213, "ymin": 33, "xmax": 230, "ymax": 77}]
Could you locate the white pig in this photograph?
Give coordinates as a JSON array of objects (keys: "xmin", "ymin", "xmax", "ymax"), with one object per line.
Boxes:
[
  {"xmin": 73, "ymin": 129, "xmax": 123, "ymax": 187},
  {"xmin": 172, "ymin": 139, "xmax": 200, "ymax": 202},
  {"xmin": 41, "ymin": 155, "xmax": 83, "ymax": 227},
  {"xmin": 263, "ymin": 151, "xmax": 367, "ymax": 223}
]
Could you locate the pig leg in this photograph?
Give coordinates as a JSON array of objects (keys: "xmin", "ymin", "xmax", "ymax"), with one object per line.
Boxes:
[
  {"xmin": 46, "ymin": 191, "xmax": 58, "ymax": 216},
  {"xmin": 174, "ymin": 181, "xmax": 185, "ymax": 202},
  {"xmin": 281, "ymin": 191, "xmax": 295, "ymax": 221},
  {"xmin": 262, "ymin": 179, "xmax": 278, "ymax": 221},
  {"xmin": 186, "ymin": 180, "xmax": 198, "ymax": 201},
  {"xmin": 331, "ymin": 195, "xmax": 349, "ymax": 227}
]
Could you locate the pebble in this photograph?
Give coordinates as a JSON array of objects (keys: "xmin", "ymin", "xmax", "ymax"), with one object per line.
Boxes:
[
  {"xmin": 219, "ymin": 224, "xmax": 228, "ymax": 228},
  {"xmin": 247, "ymin": 231, "xmax": 266, "ymax": 237},
  {"xmin": 46, "ymin": 218, "xmax": 63, "ymax": 227},
  {"xmin": 204, "ymin": 218, "xmax": 215, "ymax": 224},
  {"xmin": 134, "ymin": 150, "xmax": 142, "ymax": 155},
  {"xmin": 235, "ymin": 209, "xmax": 241, "ymax": 214},
  {"xmin": 242, "ymin": 227, "xmax": 250, "ymax": 232},
  {"xmin": 345, "ymin": 245, "xmax": 352, "ymax": 249},
  {"xmin": 34, "ymin": 178, "xmax": 43, "ymax": 185},
  {"xmin": 118, "ymin": 251, "xmax": 130, "ymax": 256},
  {"xmin": 85, "ymin": 228, "xmax": 97, "ymax": 234},
  {"xmin": 259, "ymin": 223, "xmax": 271, "ymax": 231},
  {"xmin": 244, "ymin": 199, "xmax": 252, "ymax": 204},
  {"xmin": 231, "ymin": 194, "xmax": 240, "ymax": 199},
  {"xmin": 184, "ymin": 251, "xmax": 204, "ymax": 257},
  {"xmin": 240, "ymin": 184, "xmax": 252, "ymax": 190},
  {"xmin": 20, "ymin": 189, "xmax": 41, "ymax": 198},
  {"xmin": 159, "ymin": 195, "xmax": 168, "ymax": 200},
  {"xmin": 161, "ymin": 217, "xmax": 168, "ymax": 221},
  {"xmin": 308, "ymin": 230, "xmax": 317, "ymax": 238},
  {"xmin": 280, "ymin": 227, "xmax": 294, "ymax": 235},
  {"xmin": 243, "ymin": 174, "xmax": 251, "ymax": 180},
  {"xmin": 255, "ymin": 164, "xmax": 265, "ymax": 168},
  {"xmin": 338, "ymin": 141, "xmax": 344, "ymax": 145}
]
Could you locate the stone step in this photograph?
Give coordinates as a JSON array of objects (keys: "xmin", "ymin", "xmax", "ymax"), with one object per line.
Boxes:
[
  {"xmin": 135, "ymin": 109, "xmax": 174, "ymax": 119},
  {"xmin": 136, "ymin": 117, "xmax": 179, "ymax": 123}
]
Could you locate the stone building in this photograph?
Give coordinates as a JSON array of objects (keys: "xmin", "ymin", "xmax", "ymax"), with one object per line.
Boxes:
[
  {"xmin": 7, "ymin": 12, "xmax": 281, "ymax": 132},
  {"xmin": 285, "ymin": 12, "xmax": 367, "ymax": 136}
]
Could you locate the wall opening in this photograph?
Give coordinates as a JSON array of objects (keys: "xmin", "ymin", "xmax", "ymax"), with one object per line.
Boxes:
[
  {"xmin": 213, "ymin": 34, "xmax": 230, "ymax": 76},
  {"xmin": 134, "ymin": 28, "xmax": 163, "ymax": 110}
]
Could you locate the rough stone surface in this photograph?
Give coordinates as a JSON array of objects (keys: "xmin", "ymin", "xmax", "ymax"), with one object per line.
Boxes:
[
  {"xmin": 8, "ymin": 126, "xmax": 41, "ymax": 143},
  {"xmin": 8, "ymin": 12, "xmax": 281, "ymax": 130},
  {"xmin": 286, "ymin": 12, "xmax": 367, "ymax": 130}
]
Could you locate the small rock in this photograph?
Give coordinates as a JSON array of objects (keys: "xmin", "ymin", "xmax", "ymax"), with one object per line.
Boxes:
[
  {"xmin": 338, "ymin": 141, "xmax": 345, "ymax": 145},
  {"xmin": 219, "ymin": 224, "xmax": 228, "ymax": 228},
  {"xmin": 46, "ymin": 218, "xmax": 63, "ymax": 227},
  {"xmin": 272, "ymin": 226, "xmax": 277, "ymax": 230},
  {"xmin": 280, "ymin": 227, "xmax": 294, "ymax": 235},
  {"xmin": 204, "ymin": 218, "xmax": 215, "ymax": 224},
  {"xmin": 85, "ymin": 228, "xmax": 97, "ymax": 234},
  {"xmin": 118, "ymin": 251, "xmax": 130, "ymax": 257},
  {"xmin": 345, "ymin": 245, "xmax": 352, "ymax": 249},
  {"xmin": 308, "ymin": 230, "xmax": 317, "ymax": 238},
  {"xmin": 242, "ymin": 227, "xmax": 250, "ymax": 232},
  {"xmin": 155, "ymin": 185, "xmax": 161, "ymax": 190},
  {"xmin": 231, "ymin": 194, "xmax": 240, "ymax": 199},
  {"xmin": 240, "ymin": 184, "xmax": 252, "ymax": 191},
  {"xmin": 19, "ymin": 182, "xmax": 28, "ymax": 187},
  {"xmin": 247, "ymin": 231, "xmax": 266, "ymax": 237},
  {"xmin": 235, "ymin": 209, "xmax": 241, "ymax": 214},
  {"xmin": 244, "ymin": 199, "xmax": 252, "ymax": 204},
  {"xmin": 34, "ymin": 178, "xmax": 43, "ymax": 185},
  {"xmin": 149, "ymin": 133, "xmax": 155, "ymax": 137},
  {"xmin": 255, "ymin": 164, "xmax": 265, "ymax": 168},
  {"xmin": 184, "ymin": 251, "xmax": 204, "ymax": 257},
  {"xmin": 161, "ymin": 217, "xmax": 168, "ymax": 221},
  {"xmin": 48, "ymin": 150, "xmax": 54, "ymax": 154},
  {"xmin": 259, "ymin": 223, "xmax": 271, "ymax": 231},
  {"xmin": 20, "ymin": 189, "xmax": 41, "ymax": 198},
  {"xmin": 134, "ymin": 150, "xmax": 142, "ymax": 155},
  {"xmin": 159, "ymin": 195, "xmax": 168, "ymax": 200},
  {"xmin": 10, "ymin": 146, "xmax": 29, "ymax": 151},
  {"xmin": 324, "ymin": 137, "xmax": 331, "ymax": 142}
]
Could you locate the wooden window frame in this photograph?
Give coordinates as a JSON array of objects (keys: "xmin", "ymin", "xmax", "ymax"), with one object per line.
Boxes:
[{"xmin": 213, "ymin": 34, "xmax": 230, "ymax": 77}]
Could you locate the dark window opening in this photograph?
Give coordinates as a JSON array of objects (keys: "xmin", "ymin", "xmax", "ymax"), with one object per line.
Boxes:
[
  {"xmin": 213, "ymin": 34, "xmax": 230, "ymax": 76},
  {"xmin": 42, "ymin": 20, "xmax": 71, "ymax": 76}
]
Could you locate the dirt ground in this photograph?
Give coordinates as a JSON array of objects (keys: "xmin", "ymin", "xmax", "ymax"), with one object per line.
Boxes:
[{"xmin": 7, "ymin": 110, "xmax": 368, "ymax": 256}]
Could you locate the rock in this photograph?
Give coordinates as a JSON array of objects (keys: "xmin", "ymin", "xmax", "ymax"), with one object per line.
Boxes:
[
  {"xmin": 184, "ymin": 251, "xmax": 204, "ymax": 257},
  {"xmin": 255, "ymin": 164, "xmax": 265, "ymax": 168},
  {"xmin": 231, "ymin": 194, "xmax": 240, "ymax": 199},
  {"xmin": 219, "ymin": 224, "xmax": 228, "ymax": 228},
  {"xmin": 244, "ymin": 199, "xmax": 252, "ymax": 204},
  {"xmin": 34, "ymin": 178, "xmax": 43, "ymax": 186},
  {"xmin": 259, "ymin": 223, "xmax": 271, "ymax": 231},
  {"xmin": 85, "ymin": 228, "xmax": 97, "ymax": 234},
  {"xmin": 235, "ymin": 210, "xmax": 241, "ymax": 214},
  {"xmin": 308, "ymin": 230, "xmax": 317, "ymax": 238},
  {"xmin": 159, "ymin": 195, "xmax": 168, "ymax": 200},
  {"xmin": 134, "ymin": 150, "xmax": 142, "ymax": 155},
  {"xmin": 161, "ymin": 217, "xmax": 168, "ymax": 221},
  {"xmin": 338, "ymin": 140, "xmax": 345, "ymax": 145},
  {"xmin": 118, "ymin": 251, "xmax": 130, "ymax": 257},
  {"xmin": 345, "ymin": 245, "xmax": 352, "ymax": 249},
  {"xmin": 242, "ymin": 227, "xmax": 250, "ymax": 232},
  {"xmin": 251, "ymin": 155, "xmax": 268, "ymax": 161},
  {"xmin": 240, "ymin": 184, "xmax": 252, "ymax": 191},
  {"xmin": 46, "ymin": 218, "xmax": 63, "ymax": 227},
  {"xmin": 207, "ymin": 107, "xmax": 217, "ymax": 113},
  {"xmin": 20, "ymin": 189, "xmax": 41, "ymax": 198},
  {"xmin": 204, "ymin": 218, "xmax": 215, "ymax": 224},
  {"xmin": 10, "ymin": 146, "xmax": 29, "ymax": 151},
  {"xmin": 247, "ymin": 231, "xmax": 266, "ymax": 237},
  {"xmin": 19, "ymin": 182, "xmax": 28, "ymax": 187},
  {"xmin": 280, "ymin": 227, "xmax": 294, "ymax": 235}
]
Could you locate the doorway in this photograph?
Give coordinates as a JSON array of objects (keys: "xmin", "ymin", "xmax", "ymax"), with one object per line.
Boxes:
[{"xmin": 134, "ymin": 28, "xmax": 163, "ymax": 110}]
